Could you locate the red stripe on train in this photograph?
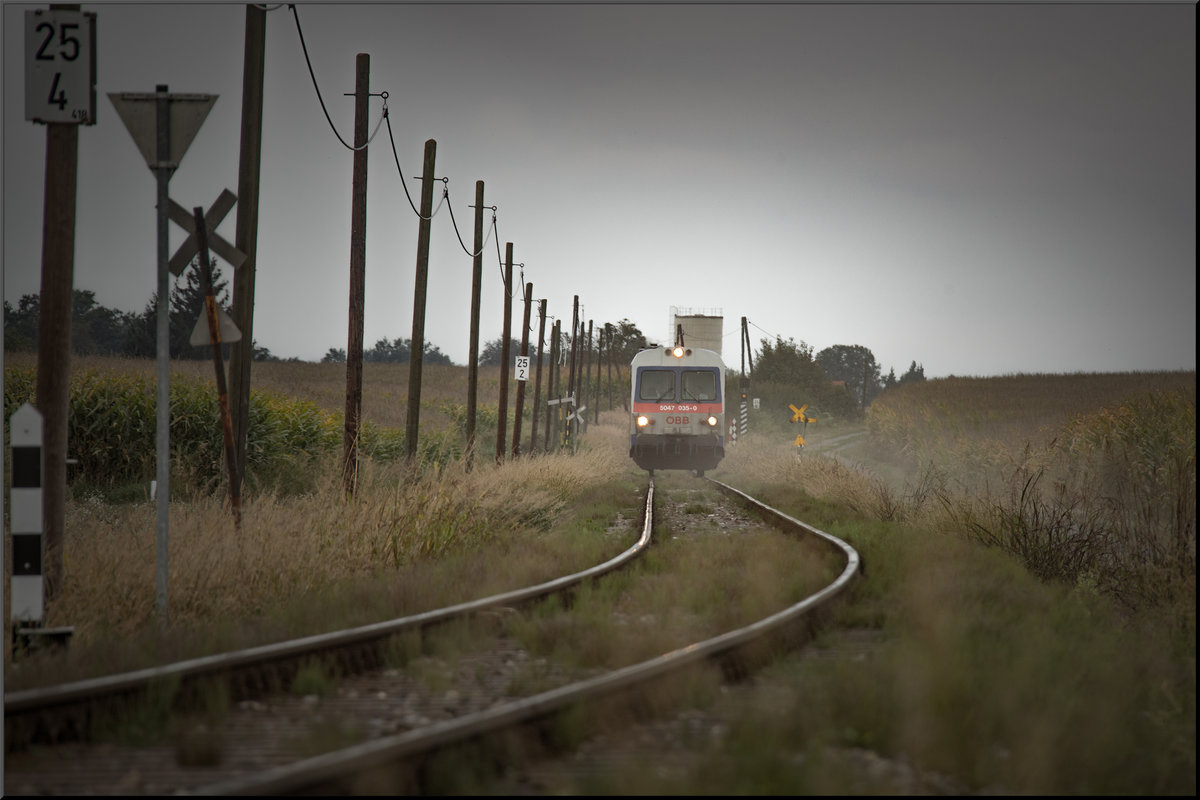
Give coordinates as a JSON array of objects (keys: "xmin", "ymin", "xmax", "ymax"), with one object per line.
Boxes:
[{"xmin": 632, "ymin": 402, "xmax": 723, "ymax": 414}]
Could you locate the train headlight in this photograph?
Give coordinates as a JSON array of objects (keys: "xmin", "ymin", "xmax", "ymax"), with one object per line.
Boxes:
[
  {"xmin": 706, "ymin": 415, "xmax": 718, "ymax": 427},
  {"xmin": 636, "ymin": 415, "xmax": 650, "ymax": 428},
  {"xmin": 671, "ymin": 346, "xmax": 685, "ymax": 358}
]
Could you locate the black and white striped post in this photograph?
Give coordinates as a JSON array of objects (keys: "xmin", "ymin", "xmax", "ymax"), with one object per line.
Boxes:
[
  {"xmin": 8, "ymin": 402, "xmax": 73, "ymax": 658},
  {"xmin": 738, "ymin": 375, "xmax": 750, "ymax": 440}
]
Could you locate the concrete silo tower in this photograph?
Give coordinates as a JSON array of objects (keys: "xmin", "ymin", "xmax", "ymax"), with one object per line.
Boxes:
[{"xmin": 669, "ymin": 306, "xmax": 724, "ymax": 356}]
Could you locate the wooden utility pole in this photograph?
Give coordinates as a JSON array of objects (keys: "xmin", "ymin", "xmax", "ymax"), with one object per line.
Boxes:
[
  {"xmin": 582, "ymin": 320, "xmax": 593, "ymax": 425},
  {"xmin": 529, "ymin": 299, "xmax": 546, "ymax": 453},
  {"xmin": 564, "ymin": 297, "xmax": 579, "ymax": 450},
  {"xmin": 545, "ymin": 319, "xmax": 560, "ymax": 452},
  {"xmin": 35, "ymin": 117, "xmax": 78, "ymax": 601},
  {"xmin": 567, "ymin": 298, "xmax": 579, "ymax": 406},
  {"xmin": 605, "ymin": 323, "xmax": 614, "ymax": 411},
  {"xmin": 229, "ymin": 3, "xmax": 266, "ymax": 488},
  {"xmin": 576, "ymin": 318, "xmax": 591, "ymax": 436},
  {"xmin": 495, "ymin": 244, "xmax": 514, "ymax": 464},
  {"xmin": 465, "ymin": 181, "xmax": 484, "ymax": 468},
  {"xmin": 192, "ymin": 208, "xmax": 241, "ymax": 527},
  {"xmin": 593, "ymin": 321, "xmax": 602, "ymax": 424},
  {"xmin": 511, "ymin": 282, "xmax": 533, "ymax": 458},
  {"xmin": 29, "ymin": 0, "xmax": 90, "ymax": 609},
  {"xmin": 406, "ymin": 138, "xmax": 437, "ymax": 462},
  {"xmin": 342, "ymin": 54, "xmax": 370, "ymax": 496},
  {"xmin": 573, "ymin": 322, "xmax": 587, "ymax": 450}
]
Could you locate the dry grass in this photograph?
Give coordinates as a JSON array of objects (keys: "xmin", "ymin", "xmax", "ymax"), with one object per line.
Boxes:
[
  {"xmin": 50, "ymin": 448, "xmax": 612, "ymax": 634},
  {"xmin": 723, "ymin": 371, "xmax": 1197, "ymax": 616},
  {"xmin": 699, "ymin": 373, "xmax": 1195, "ymax": 795},
  {"xmin": 3, "ymin": 352, "xmax": 638, "ymax": 681},
  {"xmin": 3, "ymin": 358, "xmax": 1194, "ymax": 793}
]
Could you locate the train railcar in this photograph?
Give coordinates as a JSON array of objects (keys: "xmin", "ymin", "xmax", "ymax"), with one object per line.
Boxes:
[{"xmin": 629, "ymin": 345, "xmax": 726, "ymax": 475}]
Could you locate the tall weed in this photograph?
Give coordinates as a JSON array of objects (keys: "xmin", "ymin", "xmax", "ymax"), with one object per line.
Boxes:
[{"xmin": 863, "ymin": 374, "xmax": 1195, "ymax": 615}]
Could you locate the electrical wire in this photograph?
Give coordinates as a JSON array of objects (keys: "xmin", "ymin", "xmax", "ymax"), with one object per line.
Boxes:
[
  {"xmin": 429, "ymin": 183, "xmax": 448, "ymax": 218},
  {"xmin": 748, "ymin": 319, "xmax": 783, "ymax": 343},
  {"xmin": 281, "ymin": 2, "xmax": 589, "ymax": 349},
  {"xmin": 444, "ymin": 186, "xmax": 496, "ymax": 257},
  {"xmin": 493, "ymin": 224, "xmax": 512, "ymax": 298},
  {"xmin": 290, "ymin": 4, "xmax": 385, "ymax": 151}
]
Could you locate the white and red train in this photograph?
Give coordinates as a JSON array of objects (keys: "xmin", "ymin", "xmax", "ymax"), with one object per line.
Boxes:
[{"xmin": 629, "ymin": 345, "xmax": 727, "ymax": 476}]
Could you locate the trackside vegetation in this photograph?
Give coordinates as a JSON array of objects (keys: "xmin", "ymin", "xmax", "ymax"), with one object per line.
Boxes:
[{"xmin": 2, "ymin": 357, "xmax": 1194, "ymax": 794}]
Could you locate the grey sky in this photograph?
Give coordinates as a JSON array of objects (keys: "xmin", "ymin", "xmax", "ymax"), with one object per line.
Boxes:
[{"xmin": 3, "ymin": 1, "xmax": 1196, "ymax": 377}]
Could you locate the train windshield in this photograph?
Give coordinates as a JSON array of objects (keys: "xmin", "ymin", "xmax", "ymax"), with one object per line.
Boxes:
[
  {"xmin": 681, "ymin": 370, "xmax": 718, "ymax": 401},
  {"xmin": 638, "ymin": 369, "xmax": 676, "ymax": 401}
]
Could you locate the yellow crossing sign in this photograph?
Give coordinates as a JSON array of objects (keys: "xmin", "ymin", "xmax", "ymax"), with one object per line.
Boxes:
[
  {"xmin": 789, "ymin": 403, "xmax": 817, "ymax": 424},
  {"xmin": 790, "ymin": 402, "xmax": 816, "ymax": 449}
]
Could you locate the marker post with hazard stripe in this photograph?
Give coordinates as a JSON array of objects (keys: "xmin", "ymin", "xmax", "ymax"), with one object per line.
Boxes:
[{"xmin": 8, "ymin": 403, "xmax": 74, "ymax": 657}]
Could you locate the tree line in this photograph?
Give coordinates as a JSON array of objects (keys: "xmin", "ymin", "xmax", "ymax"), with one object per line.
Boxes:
[
  {"xmin": 4, "ymin": 266, "xmax": 924, "ymax": 413},
  {"xmin": 749, "ymin": 336, "xmax": 926, "ymax": 419},
  {"xmin": 3, "ymin": 261, "xmax": 659, "ymax": 369},
  {"xmin": 4, "ymin": 261, "xmax": 285, "ymax": 362}
]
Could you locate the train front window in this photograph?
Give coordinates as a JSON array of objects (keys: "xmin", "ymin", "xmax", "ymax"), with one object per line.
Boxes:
[
  {"xmin": 681, "ymin": 370, "xmax": 717, "ymax": 401},
  {"xmin": 639, "ymin": 369, "xmax": 676, "ymax": 401}
]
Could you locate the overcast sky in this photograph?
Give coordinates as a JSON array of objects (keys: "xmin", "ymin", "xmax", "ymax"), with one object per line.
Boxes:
[{"xmin": 3, "ymin": 1, "xmax": 1196, "ymax": 378}]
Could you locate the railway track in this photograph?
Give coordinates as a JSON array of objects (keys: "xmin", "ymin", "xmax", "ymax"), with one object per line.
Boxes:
[{"xmin": 4, "ymin": 476, "xmax": 860, "ymax": 795}]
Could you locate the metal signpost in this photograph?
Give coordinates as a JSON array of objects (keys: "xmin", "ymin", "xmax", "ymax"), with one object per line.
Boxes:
[{"xmin": 109, "ymin": 86, "xmax": 216, "ymax": 627}]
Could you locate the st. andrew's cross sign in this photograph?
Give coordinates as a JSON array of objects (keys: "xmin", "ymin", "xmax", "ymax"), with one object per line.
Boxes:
[
  {"xmin": 168, "ymin": 188, "xmax": 247, "ymax": 276},
  {"xmin": 170, "ymin": 190, "xmax": 245, "ymax": 345}
]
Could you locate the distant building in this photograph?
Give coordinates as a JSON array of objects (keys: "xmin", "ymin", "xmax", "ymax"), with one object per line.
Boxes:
[{"xmin": 669, "ymin": 306, "xmax": 723, "ymax": 356}]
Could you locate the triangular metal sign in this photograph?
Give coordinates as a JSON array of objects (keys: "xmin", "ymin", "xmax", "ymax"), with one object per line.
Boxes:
[
  {"xmin": 108, "ymin": 92, "xmax": 217, "ymax": 170},
  {"xmin": 189, "ymin": 305, "xmax": 242, "ymax": 346}
]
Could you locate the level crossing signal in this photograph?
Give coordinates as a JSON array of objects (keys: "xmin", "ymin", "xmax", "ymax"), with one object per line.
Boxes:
[{"xmin": 789, "ymin": 403, "xmax": 817, "ymax": 447}]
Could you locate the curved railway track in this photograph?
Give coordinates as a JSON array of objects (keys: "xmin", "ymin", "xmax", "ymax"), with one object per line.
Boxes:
[{"xmin": 4, "ymin": 476, "xmax": 860, "ymax": 795}]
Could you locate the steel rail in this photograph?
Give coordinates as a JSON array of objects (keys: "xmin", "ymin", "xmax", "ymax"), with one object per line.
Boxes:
[
  {"xmin": 3, "ymin": 480, "xmax": 657, "ymax": 727},
  {"xmin": 705, "ymin": 477, "xmax": 863, "ymax": 575},
  {"xmin": 190, "ymin": 477, "xmax": 860, "ymax": 796}
]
